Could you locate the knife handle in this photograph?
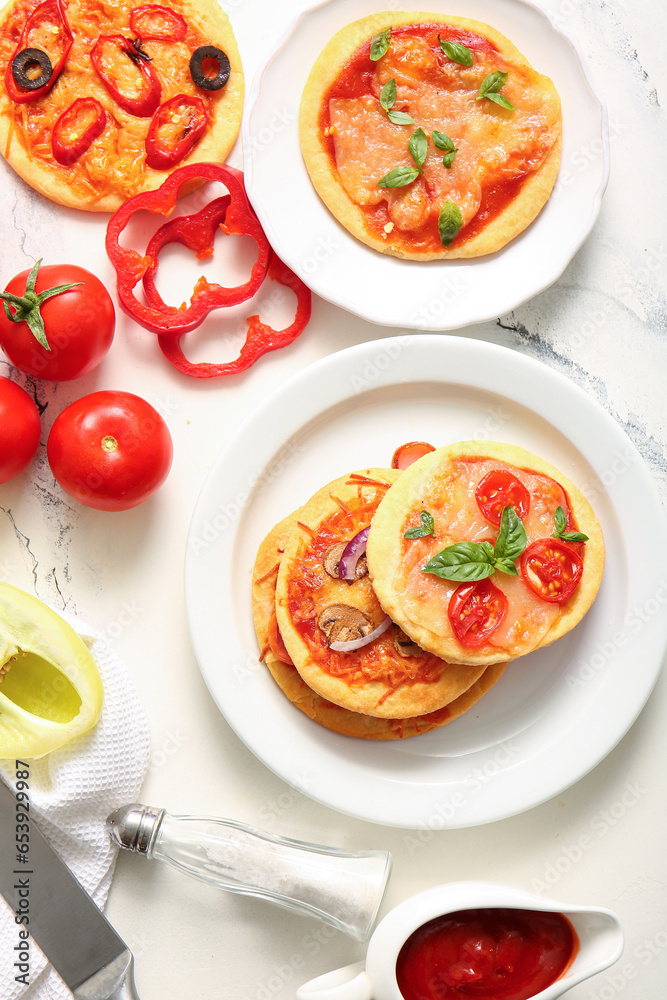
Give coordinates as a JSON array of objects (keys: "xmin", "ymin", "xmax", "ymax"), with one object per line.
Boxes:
[{"xmin": 108, "ymin": 804, "xmax": 391, "ymax": 941}]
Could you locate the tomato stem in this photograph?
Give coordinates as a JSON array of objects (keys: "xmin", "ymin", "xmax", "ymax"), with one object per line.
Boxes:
[
  {"xmin": 0, "ymin": 259, "xmax": 82, "ymax": 349},
  {"xmin": 101, "ymin": 435, "xmax": 118, "ymax": 453}
]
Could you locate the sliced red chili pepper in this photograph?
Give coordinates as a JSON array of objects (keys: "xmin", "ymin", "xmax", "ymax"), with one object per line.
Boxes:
[
  {"xmin": 5, "ymin": 0, "xmax": 72, "ymax": 103},
  {"xmin": 90, "ymin": 35, "xmax": 161, "ymax": 117},
  {"xmin": 129, "ymin": 4, "xmax": 187, "ymax": 41},
  {"xmin": 51, "ymin": 98, "xmax": 107, "ymax": 166},
  {"xmin": 145, "ymin": 94, "xmax": 208, "ymax": 170},
  {"xmin": 156, "ymin": 253, "xmax": 311, "ymax": 378},
  {"xmin": 105, "ymin": 163, "xmax": 271, "ymax": 334}
]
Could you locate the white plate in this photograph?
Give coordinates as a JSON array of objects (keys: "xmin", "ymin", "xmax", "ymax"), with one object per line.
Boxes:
[
  {"xmin": 242, "ymin": 0, "xmax": 608, "ymax": 330},
  {"xmin": 185, "ymin": 336, "xmax": 667, "ymax": 828}
]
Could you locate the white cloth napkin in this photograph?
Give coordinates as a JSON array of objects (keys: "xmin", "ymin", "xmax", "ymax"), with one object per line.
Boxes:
[{"xmin": 0, "ymin": 612, "xmax": 151, "ymax": 1000}]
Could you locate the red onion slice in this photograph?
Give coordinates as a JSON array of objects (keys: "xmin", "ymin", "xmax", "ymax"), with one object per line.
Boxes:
[
  {"xmin": 330, "ymin": 614, "xmax": 392, "ymax": 652},
  {"xmin": 339, "ymin": 526, "xmax": 370, "ymax": 580}
]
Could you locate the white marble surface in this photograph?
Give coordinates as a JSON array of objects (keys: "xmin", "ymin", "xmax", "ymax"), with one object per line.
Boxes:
[{"xmin": 1, "ymin": 0, "xmax": 666, "ymax": 997}]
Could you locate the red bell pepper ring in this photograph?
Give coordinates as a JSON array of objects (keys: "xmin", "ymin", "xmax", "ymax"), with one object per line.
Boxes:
[
  {"xmin": 145, "ymin": 94, "xmax": 209, "ymax": 170},
  {"xmin": 5, "ymin": 0, "xmax": 72, "ymax": 103},
  {"xmin": 105, "ymin": 163, "xmax": 271, "ymax": 335},
  {"xmin": 129, "ymin": 5, "xmax": 188, "ymax": 41},
  {"xmin": 157, "ymin": 254, "xmax": 312, "ymax": 378},
  {"xmin": 141, "ymin": 194, "xmax": 231, "ymax": 309},
  {"xmin": 52, "ymin": 97, "xmax": 107, "ymax": 166},
  {"xmin": 90, "ymin": 35, "xmax": 162, "ymax": 117}
]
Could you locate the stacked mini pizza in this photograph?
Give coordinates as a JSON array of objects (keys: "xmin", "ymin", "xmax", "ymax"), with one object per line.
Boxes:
[{"xmin": 252, "ymin": 442, "xmax": 604, "ymax": 741}]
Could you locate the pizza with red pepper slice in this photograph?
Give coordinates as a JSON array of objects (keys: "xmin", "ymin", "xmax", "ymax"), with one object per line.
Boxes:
[
  {"xmin": 252, "ymin": 507, "xmax": 506, "ymax": 740},
  {"xmin": 366, "ymin": 442, "xmax": 605, "ymax": 665},
  {"xmin": 0, "ymin": 0, "xmax": 243, "ymax": 211},
  {"xmin": 300, "ymin": 12, "xmax": 562, "ymax": 259}
]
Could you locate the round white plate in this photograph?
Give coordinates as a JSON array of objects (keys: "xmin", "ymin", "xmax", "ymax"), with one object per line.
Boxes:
[
  {"xmin": 242, "ymin": 0, "xmax": 608, "ymax": 330},
  {"xmin": 185, "ymin": 336, "xmax": 667, "ymax": 828}
]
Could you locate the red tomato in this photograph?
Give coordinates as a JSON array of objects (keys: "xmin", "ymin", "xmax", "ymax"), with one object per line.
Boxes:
[
  {"xmin": 0, "ymin": 262, "xmax": 115, "ymax": 381},
  {"xmin": 0, "ymin": 376, "xmax": 41, "ymax": 483},
  {"xmin": 448, "ymin": 579, "xmax": 508, "ymax": 647},
  {"xmin": 47, "ymin": 391, "xmax": 173, "ymax": 511},
  {"xmin": 521, "ymin": 538, "xmax": 583, "ymax": 603},
  {"xmin": 475, "ymin": 469, "xmax": 531, "ymax": 526},
  {"xmin": 391, "ymin": 441, "xmax": 436, "ymax": 470}
]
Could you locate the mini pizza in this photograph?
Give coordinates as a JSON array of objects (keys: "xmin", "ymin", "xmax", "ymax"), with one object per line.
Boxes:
[
  {"xmin": 253, "ymin": 511, "xmax": 506, "ymax": 740},
  {"xmin": 254, "ymin": 505, "xmax": 506, "ymax": 739},
  {"xmin": 366, "ymin": 442, "xmax": 604, "ymax": 665},
  {"xmin": 300, "ymin": 12, "xmax": 562, "ymax": 259},
  {"xmin": 271, "ymin": 468, "xmax": 506, "ymax": 722},
  {"xmin": 0, "ymin": 0, "xmax": 244, "ymax": 211}
]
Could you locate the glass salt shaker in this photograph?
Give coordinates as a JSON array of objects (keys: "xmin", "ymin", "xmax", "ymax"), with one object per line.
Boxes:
[{"xmin": 107, "ymin": 803, "xmax": 391, "ymax": 941}]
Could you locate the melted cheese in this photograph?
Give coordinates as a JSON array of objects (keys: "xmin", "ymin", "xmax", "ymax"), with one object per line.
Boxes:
[{"xmin": 329, "ymin": 32, "xmax": 560, "ymax": 234}]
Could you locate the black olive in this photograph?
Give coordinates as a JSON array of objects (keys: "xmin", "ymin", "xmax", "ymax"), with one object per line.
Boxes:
[
  {"xmin": 189, "ymin": 45, "xmax": 230, "ymax": 92},
  {"xmin": 11, "ymin": 47, "xmax": 53, "ymax": 91}
]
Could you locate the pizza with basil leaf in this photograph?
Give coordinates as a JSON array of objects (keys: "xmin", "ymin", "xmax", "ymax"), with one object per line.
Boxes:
[{"xmin": 300, "ymin": 11, "xmax": 562, "ymax": 259}]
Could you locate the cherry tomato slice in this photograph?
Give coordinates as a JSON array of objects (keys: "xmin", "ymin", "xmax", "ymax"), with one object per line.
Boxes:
[
  {"xmin": 521, "ymin": 538, "xmax": 583, "ymax": 603},
  {"xmin": 391, "ymin": 441, "xmax": 435, "ymax": 470},
  {"xmin": 448, "ymin": 579, "xmax": 507, "ymax": 648},
  {"xmin": 475, "ymin": 469, "xmax": 531, "ymax": 526}
]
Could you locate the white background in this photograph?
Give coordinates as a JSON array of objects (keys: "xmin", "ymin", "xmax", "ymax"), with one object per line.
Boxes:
[{"xmin": 1, "ymin": 0, "xmax": 666, "ymax": 998}]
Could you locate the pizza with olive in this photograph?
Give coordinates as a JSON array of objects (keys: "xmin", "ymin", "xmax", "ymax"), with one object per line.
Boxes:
[
  {"xmin": 366, "ymin": 442, "xmax": 605, "ymax": 665},
  {"xmin": 0, "ymin": 0, "xmax": 243, "ymax": 211},
  {"xmin": 300, "ymin": 11, "xmax": 562, "ymax": 259}
]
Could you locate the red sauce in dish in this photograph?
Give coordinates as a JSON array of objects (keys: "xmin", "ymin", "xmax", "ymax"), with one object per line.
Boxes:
[{"xmin": 396, "ymin": 907, "xmax": 578, "ymax": 1000}]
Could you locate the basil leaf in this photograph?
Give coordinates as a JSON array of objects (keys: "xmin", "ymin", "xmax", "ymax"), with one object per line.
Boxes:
[
  {"xmin": 552, "ymin": 505, "xmax": 589, "ymax": 543},
  {"xmin": 404, "ymin": 510, "xmax": 435, "ymax": 539},
  {"xmin": 370, "ymin": 28, "xmax": 391, "ymax": 61},
  {"xmin": 477, "ymin": 70, "xmax": 508, "ymax": 98},
  {"xmin": 387, "ymin": 109, "xmax": 416, "ymax": 125},
  {"xmin": 484, "ymin": 92, "xmax": 515, "ymax": 111},
  {"xmin": 494, "ymin": 557, "xmax": 519, "ymax": 577},
  {"xmin": 438, "ymin": 200, "xmax": 463, "ymax": 247},
  {"xmin": 439, "ymin": 37, "xmax": 473, "ymax": 67},
  {"xmin": 431, "ymin": 130, "xmax": 455, "ymax": 152},
  {"xmin": 442, "ymin": 149, "xmax": 457, "ymax": 169},
  {"xmin": 494, "ymin": 506, "xmax": 527, "ymax": 562},
  {"xmin": 408, "ymin": 128, "xmax": 428, "ymax": 170},
  {"xmin": 380, "ymin": 78, "xmax": 396, "ymax": 111},
  {"xmin": 422, "ymin": 542, "xmax": 496, "ymax": 582},
  {"xmin": 477, "ymin": 71, "xmax": 513, "ymax": 109},
  {"xmin": 377, "ymin": 165, "xmax": 420, "ymax": 188}
]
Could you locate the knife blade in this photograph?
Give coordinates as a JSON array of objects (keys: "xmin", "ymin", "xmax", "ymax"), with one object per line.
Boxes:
[{"xmin": 0, "ymin": 777, "xmax": 140, "ymax": 1000}]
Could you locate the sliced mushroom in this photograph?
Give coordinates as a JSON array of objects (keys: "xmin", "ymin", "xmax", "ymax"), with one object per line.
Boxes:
[
  {"xmin": 323, "ymin": 542, "xmax": 368, "ymax": 580},
  {"xmin": 323, "ymin": 542, "xmax": 347, "ymax": 578},
  {"xmin": 393, "ymin": 628, "xmax": 423, "ymax": 657},
  {"xmin": 317, "ymin": 604, "xmax": 374, "ymax": 646}
]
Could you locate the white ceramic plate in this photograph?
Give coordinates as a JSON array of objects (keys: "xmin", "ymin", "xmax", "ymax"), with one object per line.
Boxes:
[
  {"xmin": 185, "ymin": 336, "xmax": 667, "ymax": 828},
  {"xmin": 242, "ymin": 0, "xmax": 608, "ymax": 330}
]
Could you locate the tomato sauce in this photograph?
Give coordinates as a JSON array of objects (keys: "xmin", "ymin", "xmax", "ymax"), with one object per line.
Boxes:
[
  {"xmin": 318, "ymin": 23, "xmax": 530, "ymax": 252},
  {"xmin": 396, "ymin": 908, "xmax": 578, "ymax": 1000}
]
